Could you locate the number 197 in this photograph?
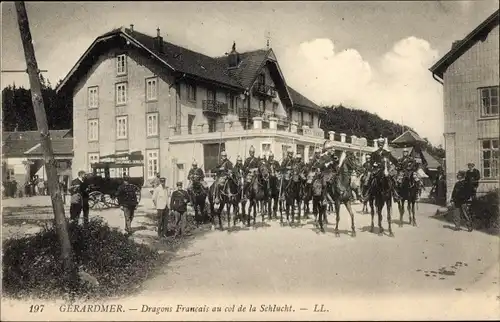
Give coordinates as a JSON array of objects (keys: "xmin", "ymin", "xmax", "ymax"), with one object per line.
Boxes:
[{"xmin": 29, "ymin": 305, "xmax": 44, "ymax": 313}]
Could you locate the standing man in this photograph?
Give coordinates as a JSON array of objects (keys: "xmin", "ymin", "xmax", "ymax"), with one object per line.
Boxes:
[
  {"xmin": 152, "ymin": 177, "xmax": 170, "ymax": 238},
  {"xmin": 116, "ymin": 175, "xmax": 139, "ymax": 235},
  {"xmin": 170, "ymin": 182, "xmax": 191, "ymax": 238},
  {"xmin": 449, "ymin": 171, "xmax": 473, "ymax": 232},
  {"xmin": 69, "ymin": 170, "xmax": 89, "ymax": 226},
  {"xmin": 465, "ymin": 162, "xmax": 480, "ymax": 199}
]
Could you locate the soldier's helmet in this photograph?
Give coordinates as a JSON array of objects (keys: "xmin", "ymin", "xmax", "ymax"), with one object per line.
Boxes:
[
  {"xmin": 236, "ymin": 155, "xmax": 242, "ymax": 162},
  {"xmin": 268, "ymin": 152, "xmax": 274, "ymax": 158},
  {"xmin": 192, "ymin": 160, "xmax": 198, "ymax": 166},
  {"xmin": 315, "ymin": 148, "xmax": 321, "ymax": 154},
  {"xmin": 296, "ymin": 154, "xmax": 302, "ymax": 159},
  {"xmin": 221, "ymin": 151, "xmax": 227, "ymax": 157},
  {"xmin": 249, "ymin": 146, "xmax": 255, "ymax": 153}
]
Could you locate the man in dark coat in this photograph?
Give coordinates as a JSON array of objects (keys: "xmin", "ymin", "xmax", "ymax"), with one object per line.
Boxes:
[
  {"xmin": 465, "ymin": 162, "xmax": 480, "ymax": 199},
  {"xmin": 69, "ymin": 170, "xmax": 90, "ymax": 225},
  {"xmin": 116, "ymin": 175, "xmax": 139, "ymax": 235},
  {"xmin": 367, "ymin": 137, "xmax": 401, "ymax": 201},
  {"xmin": 450, "ymin": 171, "xmax": 473, "ymax": 232},
  {"xmin": 212, "ymin": 151, "xmax": 234, "ymax": 202},
  {"xmin": 170, "ymin": 182, "xmax": 191, "ymax": 237},
  {"xmin": 187, "ymin": 160, "xmax": 208, "ymax": 194}
]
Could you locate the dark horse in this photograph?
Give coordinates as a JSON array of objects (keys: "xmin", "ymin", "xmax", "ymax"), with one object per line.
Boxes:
[
  {"xmin": 281, "ymin": 168, "xmax": 303, "ymax": 224},
  {"xmin": 368, "ymin": 157, "xmax": 396, "ymax": 236},
  {"xmin": 302, "ymin": 171, "xmax": 315, "ymax": 218},
  {"xmin": 266, "ymin": 169, "xmax": 280, "ymax": 220},
  {"xmin": 221, "ymin": 173, "xmax": 242, "ymax": 228},
  {"xmin": 311, "ymin": 171, "xmax": 328, "ymax": 232},
  {"xmin": 327, "ymin": 152, "xmax": 361, "ymax": 237},
  {"xmin": 396, "ymin": 171, "xmax": 420, "ymax": 227},
  {"xmin": 208, "ymin": 172, "xmax": 229, "ymax": 230},
  {"xmin": 245, "ymin": 165, "xmax": 269, "ymax": 226},
  {"xmin": 188, "ymin": 177, "xmax": 209, "ymax": 227}
]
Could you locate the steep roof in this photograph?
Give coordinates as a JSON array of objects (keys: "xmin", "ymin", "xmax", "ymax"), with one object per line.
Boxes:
[
  {"xmin": 287, "ymin": 86, "xmax": 324, "ymax": 114},
  {"xmin": 56, "ymin": 27, "xmax": 322, "ymax": 112},
  {"xmin": 2, "ymin": 130, "xmax": 72, "ymax": 158},
  {"xmin": 429, "ymin": 9, "xmax": 499, "ymax": 79},
  {"xmin": 23, "ymin": 138, "xmax": 73, "ymax": 156},
  {"xmin": 391, "ymin": 130, "xmax": 425, "ymax": 145},
  {"xmin": 390, "ymin": 147, "xmax": 442, "ymax": 170}
]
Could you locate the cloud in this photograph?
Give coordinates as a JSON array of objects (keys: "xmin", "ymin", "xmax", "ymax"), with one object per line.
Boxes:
[{"xmin": 281, "ymin": 36, "xmax": 444, "ymax": 145}]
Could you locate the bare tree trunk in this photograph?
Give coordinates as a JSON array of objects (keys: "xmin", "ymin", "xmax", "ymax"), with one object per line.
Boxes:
[{"xmin": 14, "ymin": 1, "xmax": 77, "ymax": 290}]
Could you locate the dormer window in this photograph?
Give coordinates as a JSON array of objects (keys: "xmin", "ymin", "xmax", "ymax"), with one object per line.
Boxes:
[
  {"xmin": 258, "ymin": 73, "xmax": 265, "ymax": 85},
  {"xmin": 227, "ymin": 41, "xmax": 240, "ymax": 68},
  {"xmin": 116, "ymin": 54, "xmax": 127, "ymax": 76}
]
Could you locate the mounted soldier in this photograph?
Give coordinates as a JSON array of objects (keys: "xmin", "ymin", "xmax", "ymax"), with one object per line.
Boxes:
[
  {"xmin": 187, "ymin": 160, "xmax": 208, "ymax": 194},
  {"xmin": 212, "ymin": 150, "xmax": 234, "ymax": 202},
  {"xmin": 233, "ymin": 155, "xmax": 245, "ymax": 183},
  {"xmin": 266, "ymin": 152, "xmax": 280, "ymax": 177},
  {"xmin": 280, "ymin": 148, "xmax": 295, "ymax": 173},
  {"xmin": 366, "ymin": 137, "xmax": 400, "ymax": 200},
  {"xmin": 311, "ymin": 148, "xmax": 337, "ymax": 205},
  {"xmin": 242, "ymin": 146, "xmax": 261, "ymax": 199}
]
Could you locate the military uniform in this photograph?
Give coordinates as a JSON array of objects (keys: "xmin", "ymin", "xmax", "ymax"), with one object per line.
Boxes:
[
  {"xmin": 187, "ymin": 165, "xmax": 208, "ymax": 192},
  {"xmin": 280, "ymin": 155, "xmax": 295, "ymax": 173},
  {"xmin": 170, "ymin": 182, "xmax": 190, "ymax": 237},
  {"xmin": 465, "ymin": 166, "xmax": 480, "ymax": 199},
  {"xmin": 266, "ymin": 158, "xmax": 281, "ymax": 177}
]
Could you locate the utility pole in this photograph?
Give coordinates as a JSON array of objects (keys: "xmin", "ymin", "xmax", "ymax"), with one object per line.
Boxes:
[{"xmin": 14, "ymin": 1, "xmax": 77, "ymax": 290}]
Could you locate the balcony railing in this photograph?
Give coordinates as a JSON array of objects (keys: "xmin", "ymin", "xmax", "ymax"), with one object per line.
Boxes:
[
  {"xmin": 202, "ymin": 100, "xmax": 228, "ymax": 115},
  {"xmin": 238, "ymin": 108, "xmax": 261, "ymax": 119},
  {"xmin": 253, "ymin": 83, "xmax": 277, "ymax": 98}
]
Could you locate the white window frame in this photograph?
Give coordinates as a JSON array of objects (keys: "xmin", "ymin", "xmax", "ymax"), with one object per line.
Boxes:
[
  {"xmin": 116, "ymin": 54, "xmax": 127, "ymax": 76},
  {"xmin": 479, "ymin": 86, "xmax": 499, "ymax": 118},
  {"xmin": 116, "ymin": 116, "xmax": 128, "ymax": 139},
  {"xmin": 88, "ymin": 119, "xmax": 99, "ymax": 142},
  {"xmin": 116, "ymin": 82, "xmax": 128, "ymax": 106},
  {"xmin": 146, "ymin": 149, "xmax": 159, "ymax": 180},
  {"xmin": 261, "ymin": 142, "xmax": 272, "ymax": 157},
  {"xmin": 88, "ymin": 153, "xmax": 100, "ymax": 172},
  {"xmin": 146, "ymin": 77, "xmax": 158, "ymax": 102},
  {"xmin": 480, "ymin": 138, "xmax": 499, "ymax": 179},
  {"xmin": 88, "ymin": 86, "xmax": 99, "ymax": 109},
  {"xmin": 146, "ymin": 112, "xmax": 159, "ymax": 137}
]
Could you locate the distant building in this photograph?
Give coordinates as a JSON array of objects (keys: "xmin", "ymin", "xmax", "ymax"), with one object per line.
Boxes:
[
  {"xmin": 2, "ymin": 130, "xmax": 73, "ymax": 187},
  {"xmin": 56, "ymin": 26, "xmax": 375, "ymax": 187},
  {"xmin": 430, "ymin": 10, "xmax": 499, "ymax": 199}
]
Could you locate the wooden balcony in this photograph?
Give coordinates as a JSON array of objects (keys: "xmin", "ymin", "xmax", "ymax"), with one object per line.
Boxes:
[
  {"xmin": 252, "ymin": 83, "xmax": 277, "ymax": 98},
  {"xmin": 238, "ymin": 108, "xmax": 261, "ymax": 119},
  {"xmin": 202, "ymin": 100, "xmax": 228, "ymax": 116}
]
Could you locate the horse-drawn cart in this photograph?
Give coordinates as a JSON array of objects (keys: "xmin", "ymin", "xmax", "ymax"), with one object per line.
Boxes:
[{"xmin": 87, "ymin": 151, "xmax": 145, "ymax": 210}]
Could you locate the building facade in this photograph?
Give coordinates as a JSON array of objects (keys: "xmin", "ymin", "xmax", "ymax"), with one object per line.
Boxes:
[
  {"xmin": 57, "ymin": 26, "xmax": 375, "ymax": 188},
  {"xmin": 430, "ymin": 10, "xmax": 499, "ymax": 199}
]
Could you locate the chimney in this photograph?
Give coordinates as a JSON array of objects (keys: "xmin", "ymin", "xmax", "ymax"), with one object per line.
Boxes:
[
  {"xmin": 227, "ymin": 41, "xmax": 240, "ymax": 68},
  {"xmin": 129, "ymin": 24, "xmax": 134, "ymax": 32},
  {"xmin": 451, "ymin": 40, "xmax": 461, "ymax": 50},
  {"xmin": 155, "ymin": 27, "xmax": 164, "ymax": 53}
]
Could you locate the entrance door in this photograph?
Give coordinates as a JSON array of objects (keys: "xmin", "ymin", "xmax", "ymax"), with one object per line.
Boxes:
[{"xmin": 203, "ymin": 143, "xmax": 225, "ymax": 174}]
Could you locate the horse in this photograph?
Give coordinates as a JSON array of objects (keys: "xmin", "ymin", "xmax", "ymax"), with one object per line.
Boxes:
[
  {"xmin": 281, "ymin": 168, "xmax": 303, "ymax": 224},
  {"xmin": 302, "ymin": 171, "xmax": 314, "ymax": 218},
  {"xmin": 188, "ymin": 176, "xmax": 209, "ymax": 227},
  {"xmin": 245, "ymin": 164, "xmax": 269, "ymax": 226},
  {"xmin": 396, "ymin": 171, "xmax": 420, "ymax": 227},
  {"xmin": 327, "ymin": 152, "xmax": 362, "ymax": 237},
  {"xmin": 368, "ymin": 157, "xmax": 396, "ymax": 236},
  {"xmin": 350, "ymin": 171, "xmax": 363, "ymax": 202},
  {"xmin": 311, "ymin": 171, "xmax": 328, "ymax": 232},
  {"xmin": 266, "ymin": 167, "xmax": 280, "ymax": 220},
  {"xmin": 220, "ymin": 173, "xmax": 242, "ymax": 228},
  {"xmin": 208, "ymin": 173, "xmax": 228, "ymax": 230}
]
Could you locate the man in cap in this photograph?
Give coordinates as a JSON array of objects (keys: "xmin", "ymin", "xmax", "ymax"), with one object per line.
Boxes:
[
  {"xmin": 396, "ymin": 148, "xmax": 416, "ymax": 184},
  {"xmin": 449, "ymin": 170, "xmax": 473, "ymax": 232},
  {"xmin": 465, "ymin": 162, "xmax": 480, "ymax": 199},
  {"xmin": 187, "ymin": 160, "xmax": 208, "ymax": 194},
  {"xmin": 152, "ymin": 176, "xmax": 170, "ymax": 238},
  {"xmin": 170, "ymin": 181, "xmax": 191, "ymax": 237},
  {"xmin": 116, "ymin": 174, "xmax": 139, "ymax": 235}
]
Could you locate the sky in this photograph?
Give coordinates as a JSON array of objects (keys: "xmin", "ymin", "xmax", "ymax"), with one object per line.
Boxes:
[{"xmin": 1, "ymin": 1, "xmax": 499, "ymax": 145}]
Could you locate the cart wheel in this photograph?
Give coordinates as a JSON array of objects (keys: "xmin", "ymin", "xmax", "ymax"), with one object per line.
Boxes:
[
  {"xmin": 104, "ymin": 194, "xmax": 119, "ymax": 208},
  {"xmin": 89, "ymin": 191, "xmax": 106, "ymax": 210}
]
